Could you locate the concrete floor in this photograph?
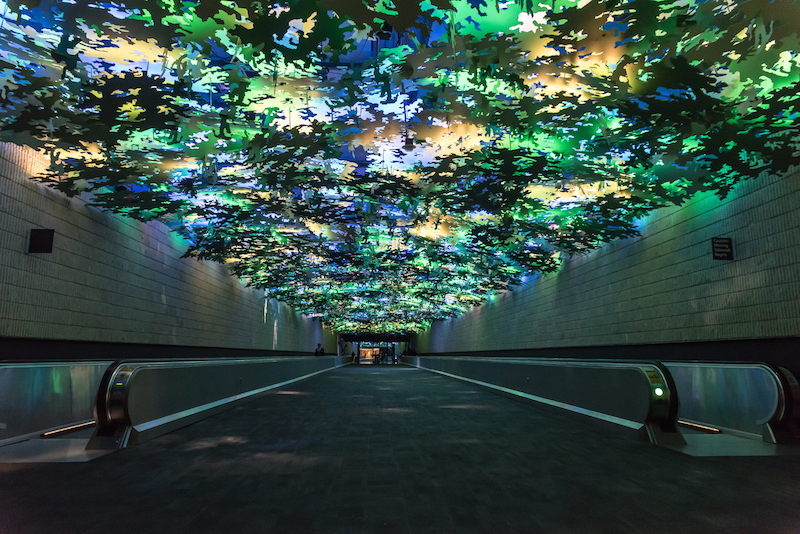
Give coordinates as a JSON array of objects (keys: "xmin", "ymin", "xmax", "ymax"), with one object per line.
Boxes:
[{"xmin": 2, "ymin": 365, "xmax": 800, "ymax": 533}]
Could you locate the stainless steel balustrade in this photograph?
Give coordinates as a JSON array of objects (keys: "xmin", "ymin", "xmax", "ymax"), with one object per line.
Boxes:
[
  {"xmin": 3, "ymin": 355, "xmax": 796, "ymax": 455},
  {"xmin": 89, "ymin": 355, "xmax": 349, "ymax": 449},
  {"xmin": 403, "ymin": 356, "xmax": 800, "ymax": 447},
  {"xmin": 0, "ymin": 361, "xmax": 112, "ymax": 445},
  {"xmin": 402, "ymin": 356, "xmax": 682, "ymax": 445}
]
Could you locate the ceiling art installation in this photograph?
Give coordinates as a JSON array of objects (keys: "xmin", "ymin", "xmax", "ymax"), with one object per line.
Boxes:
[{"xmin": 1, "ymin": 0, "xmax": 798, "ymax": 333}]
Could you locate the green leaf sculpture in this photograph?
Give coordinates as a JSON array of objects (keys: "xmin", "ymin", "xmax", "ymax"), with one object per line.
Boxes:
[{"xmin": 1, "ymin": 0, "xmax": 797, "ymax": 333}]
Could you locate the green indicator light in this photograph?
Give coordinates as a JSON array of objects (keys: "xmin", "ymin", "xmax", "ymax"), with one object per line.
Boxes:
[{"xmin": 654, "ymin": 387, "xmax": 664, "ymax": 397}]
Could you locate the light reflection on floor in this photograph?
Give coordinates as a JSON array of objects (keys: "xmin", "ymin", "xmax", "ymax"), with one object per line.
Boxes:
[
  {"xmin": 183, "ymin": 436, "xmax": 249, "ymax": 451},
  {"xmin": 0, "ymin": 438, "xmax": 113, "ymax": 463},
  {"xmin": 439, "ymin": 404, "xmax": 497, "ymax": 410},
  {"xmin": 663, "ymin": 433, "xmax": 800, "ymax": 457}
]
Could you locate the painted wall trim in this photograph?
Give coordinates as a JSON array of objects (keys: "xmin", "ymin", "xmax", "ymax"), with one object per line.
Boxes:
[
  {"xmin": 0, "ymin": 337, "xmax": 320, "ymax": 361},
  {"xmin": 418, "ymin": 336, "xmax": 800, "ymax": 377}
]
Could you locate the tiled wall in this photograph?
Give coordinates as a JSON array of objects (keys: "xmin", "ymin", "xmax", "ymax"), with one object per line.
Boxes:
[
  {"xmin": 417, "ymin": 167, "xmax": 800, "ymax": 353},
  {"xmin": 0, "ymin": 143, "xmax": 334, "ymax": 352}
]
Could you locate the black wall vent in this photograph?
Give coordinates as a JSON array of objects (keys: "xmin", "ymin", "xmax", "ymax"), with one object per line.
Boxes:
[{"xmin": 28, "ymin": 229, "xmax": 55, "ymax": 253}]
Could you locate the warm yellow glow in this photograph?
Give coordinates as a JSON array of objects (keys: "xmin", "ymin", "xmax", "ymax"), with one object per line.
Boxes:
[
  {"xmin": 41, "ymin": 420, "xmax": 96, "ymax": 437},
  {"xmin": 678, "ymin": 420, "xmax": 721, "ymax": 433}
]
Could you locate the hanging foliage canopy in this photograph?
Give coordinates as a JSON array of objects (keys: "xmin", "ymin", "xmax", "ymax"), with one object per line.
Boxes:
[{"xmin": 0, "ymin": 0, "xmax": 798, "ymax": 333}]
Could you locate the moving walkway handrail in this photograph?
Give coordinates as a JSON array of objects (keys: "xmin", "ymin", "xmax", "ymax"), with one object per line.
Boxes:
[
  {"xmin": 471, "ymin": 357, "xmax": 678, "ymax": 429},
  {"xmin": 96, "ymin": 356, "xmax": 335, "ymax": 428},
  {"xmin": 90, "ymin": 355, "xmax": 348, "ymax": 449},
  {"xmin": 408, "ymin": 356, "xmax": 800, "ymax": 445},
  {"xmin": 402, "ymin": 355, "xmax": 682, "ymax": 443}
]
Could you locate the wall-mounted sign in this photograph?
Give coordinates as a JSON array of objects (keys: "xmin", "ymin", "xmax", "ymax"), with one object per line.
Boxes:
[{"xmin": 711, "ymin": 237, "xmax": 734, "ymax": 260}]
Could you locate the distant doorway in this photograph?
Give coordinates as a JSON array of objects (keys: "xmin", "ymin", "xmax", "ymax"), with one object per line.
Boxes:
[
  {"xmin": 359, "ymin": 348, "xmax": 380, "ymax": 364},
  {"xmin": 355, "ymin": 342, "xmax": 397, "ymax": 365}
]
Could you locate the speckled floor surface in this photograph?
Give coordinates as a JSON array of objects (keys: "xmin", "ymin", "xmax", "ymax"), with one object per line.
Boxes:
[{"xmin": 2, "ymin": 364, "xmax": 800, "ymax": 534}]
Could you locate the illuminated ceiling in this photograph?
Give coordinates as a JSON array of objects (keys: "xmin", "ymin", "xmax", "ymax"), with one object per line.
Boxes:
[{"xmin": 1, "ymin": 0, "xmax": 798, "ymax": 333}]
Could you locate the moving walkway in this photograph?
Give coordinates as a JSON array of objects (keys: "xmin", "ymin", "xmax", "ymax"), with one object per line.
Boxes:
[{"xmin": 0, "ymin": 354, "xmax": 797, "ymax": 460}]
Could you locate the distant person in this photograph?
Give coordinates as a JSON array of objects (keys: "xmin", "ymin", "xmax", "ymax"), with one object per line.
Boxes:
[
  {"xmin": 315, "ymin": 343, "xmax": 325, "ymax": 356},
  {"xmin": 351, "ymin": 351, "xmax": 356, "ymax": 363}
]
